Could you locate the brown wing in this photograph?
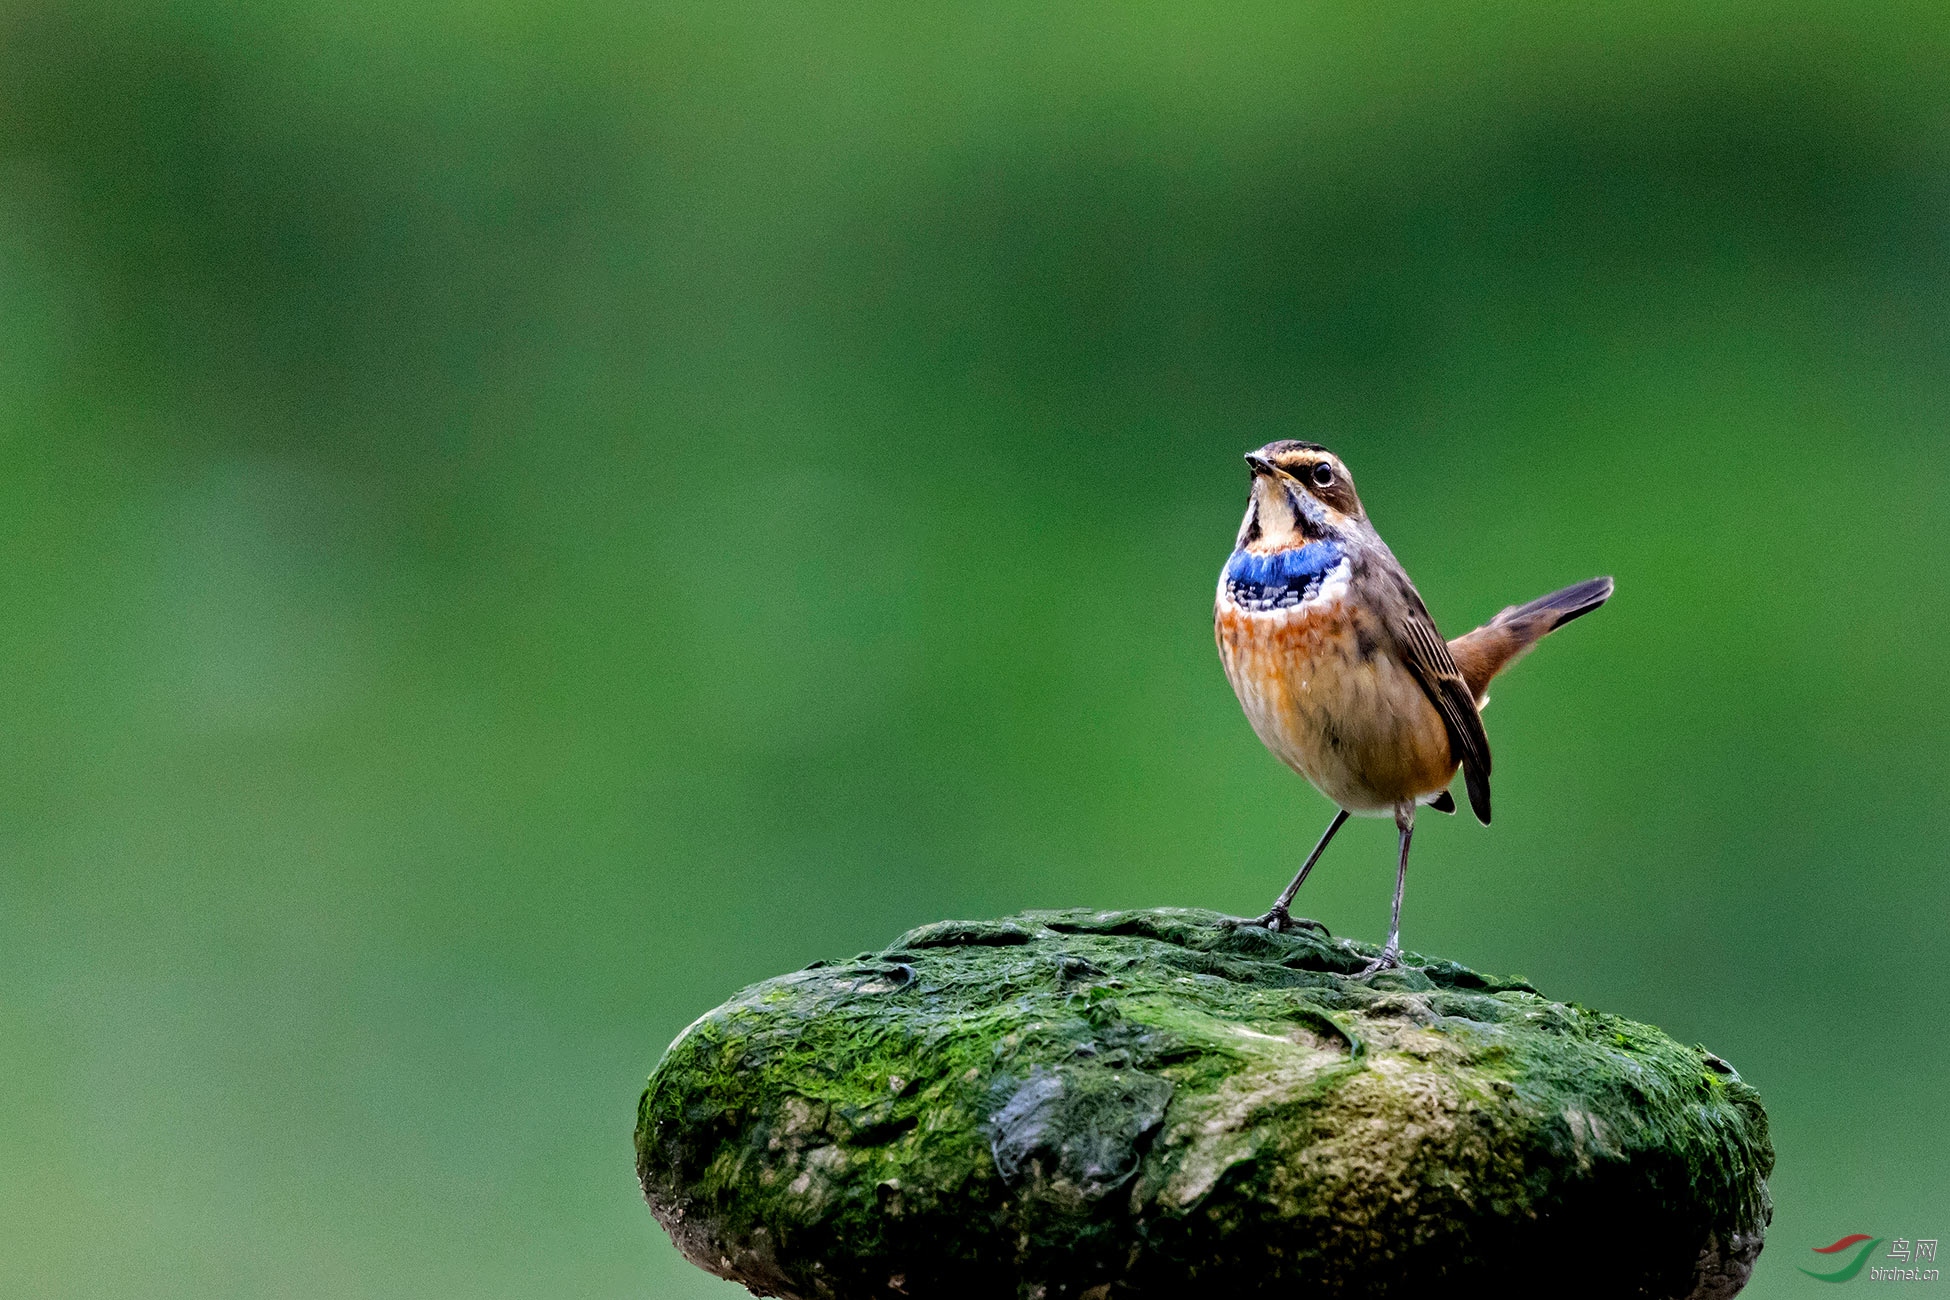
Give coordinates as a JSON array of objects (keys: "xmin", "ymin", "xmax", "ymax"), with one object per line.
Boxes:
[{"xmin": 1393, "ymin": 604, "xmax": 1493, "ymax": 824}]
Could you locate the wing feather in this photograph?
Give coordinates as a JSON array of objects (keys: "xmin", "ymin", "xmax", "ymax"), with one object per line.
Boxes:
[{"xmin": 1392, "ymin": 603, "xmax": 1493, "ymax": 824}]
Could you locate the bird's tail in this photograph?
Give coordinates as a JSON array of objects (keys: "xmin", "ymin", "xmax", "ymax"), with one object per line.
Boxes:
[{"xmin": 1449, "ymin": 576, "xmax": 1613, "ymax": 703}]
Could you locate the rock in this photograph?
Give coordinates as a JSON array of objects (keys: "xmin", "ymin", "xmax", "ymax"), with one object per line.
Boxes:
[{"xmin": 636, "ymin": 909, "xmax": 1772, "ymax": 1299}]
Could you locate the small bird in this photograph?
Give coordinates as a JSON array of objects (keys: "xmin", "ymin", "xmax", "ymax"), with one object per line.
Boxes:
[{"xmin": 1215, "ymin": 440, "xmax": 1612, "ymax": 973}]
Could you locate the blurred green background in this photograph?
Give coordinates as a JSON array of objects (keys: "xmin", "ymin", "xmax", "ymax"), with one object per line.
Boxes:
[{"xmin": 2, "ymin": 2, "xmax": 1945, "ymax": 1295}]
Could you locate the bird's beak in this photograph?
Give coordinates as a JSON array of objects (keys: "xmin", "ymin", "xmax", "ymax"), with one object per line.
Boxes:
[{"xmin": 1244, "ymin": 453, "xmax": 1275, "ymax": 476}]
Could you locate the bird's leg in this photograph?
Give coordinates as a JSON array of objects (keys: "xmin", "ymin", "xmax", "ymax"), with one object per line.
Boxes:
[
  {"xmin": 1357, "ymin": 804, "xmax": 1415, "ymax": 975},
  {"xmin": 1243, "ymin": 808, "xmax": 1349, "ymax": 934}
]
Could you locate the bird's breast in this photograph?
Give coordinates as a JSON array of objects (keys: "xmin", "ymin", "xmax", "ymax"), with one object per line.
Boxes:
[{"xmin": 1216, "ymin": 547, "xmax": 1454, "ymax": 811}]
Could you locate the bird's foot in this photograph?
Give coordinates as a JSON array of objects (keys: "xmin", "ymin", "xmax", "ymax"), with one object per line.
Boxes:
[
  {"xmin": 1354, "ymin": 944, "xmax": 1402, "ymax": 977},
  {"xmin": 1227, "ymin": 907, "xmax": 1330, "ymax": 937}
]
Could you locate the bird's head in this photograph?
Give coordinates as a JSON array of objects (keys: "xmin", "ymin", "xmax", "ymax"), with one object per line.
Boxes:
[{"xmin": 1236, "ymin": 440, "xmax": 1366, "ymax": 550}]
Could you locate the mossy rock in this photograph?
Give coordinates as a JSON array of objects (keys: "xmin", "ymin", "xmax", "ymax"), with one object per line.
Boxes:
[{"xmin": 637, "ymin": 908, "xmax": 1772, "ymax": 1299}]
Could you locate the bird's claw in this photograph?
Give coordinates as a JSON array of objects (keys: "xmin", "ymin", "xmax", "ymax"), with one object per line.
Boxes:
[
  {"xmin": 1354, "ymin": 945, "xmax": 1402, "ymax": 977},
  {"xmin": 1227, "ymin": 908, "xmax": 1330, "ymax": 937}
]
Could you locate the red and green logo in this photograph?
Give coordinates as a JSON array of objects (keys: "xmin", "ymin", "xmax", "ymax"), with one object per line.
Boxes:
[{"xmin": 1800, "ymin": 1234, "xmax": 1882, "ymax": 1283}]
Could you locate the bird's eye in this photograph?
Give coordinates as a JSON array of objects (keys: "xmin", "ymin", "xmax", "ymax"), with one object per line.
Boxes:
[{"xmin": 1310, "ymin": 463, "xmax": 1335, "ymax": 488}]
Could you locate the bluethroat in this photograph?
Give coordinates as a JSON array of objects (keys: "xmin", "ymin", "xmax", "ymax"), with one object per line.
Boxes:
[{"xmin": 1215, "ymin": 441, "xmax": 1612, "ymax": 974}]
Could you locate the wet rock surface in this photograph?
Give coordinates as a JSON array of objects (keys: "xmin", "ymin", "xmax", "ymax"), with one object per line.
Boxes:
[{"xmin": 637, "ymin": 909, "xmax": 1772, "ymax": 1298}]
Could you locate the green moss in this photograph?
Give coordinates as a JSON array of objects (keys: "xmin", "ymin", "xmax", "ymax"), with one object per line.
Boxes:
[{"xmin": 638, "ymin": 909, "xmax": 1772, "ymax": 1299}]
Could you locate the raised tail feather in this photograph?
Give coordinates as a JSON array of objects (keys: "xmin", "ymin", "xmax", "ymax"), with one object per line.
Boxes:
[{"xmin": 1449, "ymin": 576, "xmax": 1613, "ymax": 703}]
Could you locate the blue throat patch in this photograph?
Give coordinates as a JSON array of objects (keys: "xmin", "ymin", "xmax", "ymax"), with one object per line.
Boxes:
[{"xmin": 1222, "ymin": 541, "xmax": 1345, "ymax": 611}]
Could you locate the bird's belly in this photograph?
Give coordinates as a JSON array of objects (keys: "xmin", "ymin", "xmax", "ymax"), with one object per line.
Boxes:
[{"xmin": 1216, "ymin": 597, "xmax": 1456, "ymax": 812}]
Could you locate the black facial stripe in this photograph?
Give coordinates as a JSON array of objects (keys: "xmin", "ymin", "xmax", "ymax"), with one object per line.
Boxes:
[
  {"xmin": 1281, "ymin": 483, "xmax": 1317, "ymax": 538},
  {"xmin": 1239, "ymin": 498, "xmax": 1262, "ymax": 546}
]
